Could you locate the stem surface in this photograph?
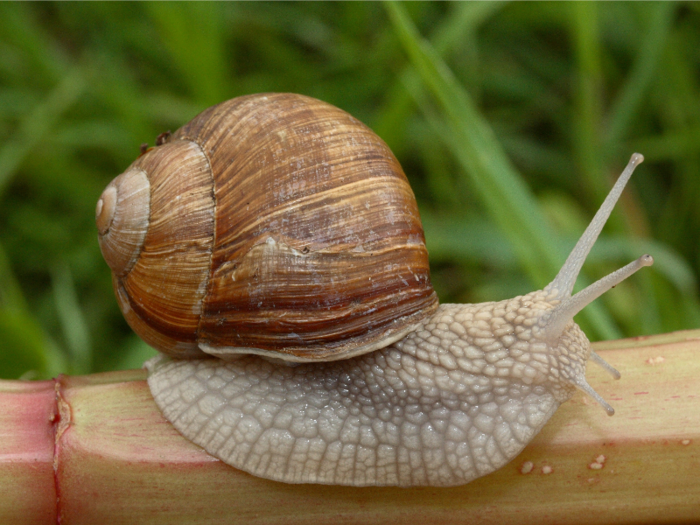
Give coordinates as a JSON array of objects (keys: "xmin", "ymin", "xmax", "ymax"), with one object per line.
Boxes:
[{"xmin": 1, "ymin": 331, "xmax": 699, "ymax": 524}]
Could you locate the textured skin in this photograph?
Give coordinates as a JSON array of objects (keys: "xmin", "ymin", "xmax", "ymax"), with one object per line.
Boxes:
[{"xmin": 146, "ymin": 290, "xmax": 591, "ymax": 486}]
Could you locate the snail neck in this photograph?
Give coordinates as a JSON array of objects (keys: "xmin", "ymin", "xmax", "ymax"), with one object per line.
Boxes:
[{"xmin": 410, "ymin": 298, "xmax": 614, "ymax": 413}]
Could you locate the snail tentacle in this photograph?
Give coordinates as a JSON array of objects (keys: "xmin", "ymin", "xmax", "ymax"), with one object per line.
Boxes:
[{"xmin": 546, "ymin": 153, "xmax": 645, "ymax": 299}]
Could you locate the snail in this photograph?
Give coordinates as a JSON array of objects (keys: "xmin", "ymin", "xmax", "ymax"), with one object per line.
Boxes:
[{"xmin": 96, "ymin": 93, "xmax": 652, "ymax": 487}]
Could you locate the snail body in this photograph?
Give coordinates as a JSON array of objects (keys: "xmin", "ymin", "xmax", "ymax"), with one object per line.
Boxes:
[{"xmin": 97, "ymin": 93, "xmax": 652, "ymax": 486}]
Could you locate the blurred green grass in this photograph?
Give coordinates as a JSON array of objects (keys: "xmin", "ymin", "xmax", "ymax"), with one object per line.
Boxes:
[{"xmin": 0, "ymin": 2, "xmax": 698, "ymax": 379}]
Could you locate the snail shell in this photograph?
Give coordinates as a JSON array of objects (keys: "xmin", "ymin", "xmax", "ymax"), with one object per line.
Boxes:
[{"xmin": 96, "ymin": 93, "xmax": 438, "ymax": 362}]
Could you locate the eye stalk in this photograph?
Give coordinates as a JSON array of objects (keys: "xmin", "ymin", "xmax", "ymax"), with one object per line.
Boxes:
[
  {"xmin": 540, "ymin": 154, "xmax": 653, "ymax": 416},
  {"xmin": 546, "ymin": 153, "xmax": 646, "ymax": 299}
]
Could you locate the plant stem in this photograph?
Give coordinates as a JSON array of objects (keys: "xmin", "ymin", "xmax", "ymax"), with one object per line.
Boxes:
[{"xmin": 2, "ymin": 331, "xmax": 699, "ymax": 524}]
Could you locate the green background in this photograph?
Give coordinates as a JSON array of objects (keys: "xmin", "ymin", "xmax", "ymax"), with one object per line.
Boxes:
[{"xmin": 0, "ymin": 2, "xmax": 698, "ymax": 379}]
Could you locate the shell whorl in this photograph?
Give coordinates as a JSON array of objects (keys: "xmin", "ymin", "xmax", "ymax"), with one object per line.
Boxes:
[
  {"xmin": 106, "ymin": 139, "xmax": 216, "ymax": 358},
  {"xmin": 172, "ymin": 93, "xmax": 437, "ymax": 360},
  {"xmin": 96, "ymin": 168, "xmax": 150, "ymax": 278}
]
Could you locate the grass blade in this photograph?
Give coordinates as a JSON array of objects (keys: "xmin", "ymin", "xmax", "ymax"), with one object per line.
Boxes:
[
  {"xmin": 52, "ymin": 262, "xmax": 92, "ymax": 375},
  {"xmin": 384, "ymin": 1, "xmax": 622, "ymax": 339}
]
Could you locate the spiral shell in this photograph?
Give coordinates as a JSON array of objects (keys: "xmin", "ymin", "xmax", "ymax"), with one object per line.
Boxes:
[{"xmin": 97, "ymin": 93, "xmax": 438, "ymax": 361}]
